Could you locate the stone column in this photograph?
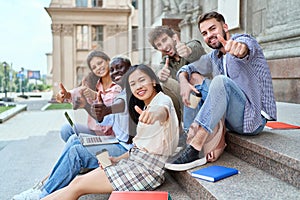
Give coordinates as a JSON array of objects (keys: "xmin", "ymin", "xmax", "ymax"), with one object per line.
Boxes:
[
  {"xmin": 61, "ymin": 24, "xmax": 74, "ymax": 89},
  {"xmin": 51, "ymin": 23, "xmax": 62, "ymax": 97}
]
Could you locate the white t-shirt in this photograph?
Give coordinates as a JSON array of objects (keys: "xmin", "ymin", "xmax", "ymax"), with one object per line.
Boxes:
[{"xmin": 133, "ymin": 92, "xmax": 179, "ymax": 156}]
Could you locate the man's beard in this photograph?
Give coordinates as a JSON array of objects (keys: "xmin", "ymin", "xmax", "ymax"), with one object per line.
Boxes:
[{"xmin": 208, "ymin": 30, "xmax": 227, "ymax": 49}]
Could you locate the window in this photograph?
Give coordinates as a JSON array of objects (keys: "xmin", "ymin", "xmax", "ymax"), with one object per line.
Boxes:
[
  {"xmin": 132, "ymin": 26, "xmax": 138, "ymax": 51},
  {"xmin": 76, "ymin": 25, "xmax": 89, "ymax": 49},
  {"xmin": 92, "ymin": 25, "xmax": 104, "ymax": 49},
  {"xmin": 92, "ymin": 0, "xmax": 103, "ymax": 7},
  {"xmin": 76, "ymin": 0, "xmax": 88, "ymax": 7},
  {"xmin": 132, "ymin": 0, "xmax": 138, "ymax": 9}
]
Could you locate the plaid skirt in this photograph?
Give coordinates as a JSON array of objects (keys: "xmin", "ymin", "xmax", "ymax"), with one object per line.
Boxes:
[{"xmin": 104, "ymin": 147, "xmax": 166, "ymax": 191}]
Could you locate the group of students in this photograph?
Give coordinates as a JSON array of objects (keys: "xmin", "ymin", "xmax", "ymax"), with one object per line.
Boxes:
[{"xmin": 12, "ymin": 11, "xmax": 277, "ymax": 200}]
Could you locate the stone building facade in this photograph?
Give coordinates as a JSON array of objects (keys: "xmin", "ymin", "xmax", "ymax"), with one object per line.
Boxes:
[
  {"xmin": 137, "ymin": 0, "xmax": 300, "ymax": 103},
  {"xmin": 45, "ymin": 0, "xmax": 138, "ymax": 96}
]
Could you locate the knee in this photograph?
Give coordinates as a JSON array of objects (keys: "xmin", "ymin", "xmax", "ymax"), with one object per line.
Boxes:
[
  {"xmin": 67, "ymin": 176, "xmax": 84, "ymax": 196},
  {"xmin": 210, "ymin": 75, "xmax": 227, "ymax": 91},
  {"xmin": 67, "ymin": 134, "xmax": 80, "ymax": 144},
  {"xmin": 69, "ymin": 175, "xmax": 82, "ymax": 187},
  {"xmin": 60, "ymin": 123, "xmax": 74, "ymax": 142}
]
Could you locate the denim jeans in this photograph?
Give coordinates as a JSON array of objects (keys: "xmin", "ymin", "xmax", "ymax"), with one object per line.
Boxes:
[
  {"xmin": 194, "ymin": 75, "xmax": 266, "ymax": 135},
  {"xmin": 60, "ymin": 123, "xmax": 96, "ymax": 142},
  {"xmin": 40, "ymin": 134, "xmax": 128, "ymax": 198},
  {"xmin": 183, "ymin": 78, "xmax": 211, "ymax": 132}
]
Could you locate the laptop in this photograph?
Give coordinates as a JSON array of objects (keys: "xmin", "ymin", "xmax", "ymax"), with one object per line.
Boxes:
[{"xmin": 64, "ymin": 111, "xmax": 118, "ymax": 146}]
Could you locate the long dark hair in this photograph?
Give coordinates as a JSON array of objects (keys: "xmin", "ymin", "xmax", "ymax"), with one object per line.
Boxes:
[
  {"xmin": 125, "ymin": 64, "xmax": 163, "ymax": 124},
  {"xmin": 84, "ymin": 50, "xmax": 110, "ymax": 90}
]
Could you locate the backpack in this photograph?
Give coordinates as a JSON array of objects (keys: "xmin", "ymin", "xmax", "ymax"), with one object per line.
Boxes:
[
  {"xmin": 187, "ymin": 119, "xmax": 226, "ymax": 162},
  {"xmin": 203, "ymin": 119, "xmax": 226, "ymax": 162}
]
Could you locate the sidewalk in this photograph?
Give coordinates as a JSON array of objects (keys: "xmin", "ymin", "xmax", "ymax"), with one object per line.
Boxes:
[{"xmin": 0, "ymin": 93, "xmax": 89, "ymax": 199}]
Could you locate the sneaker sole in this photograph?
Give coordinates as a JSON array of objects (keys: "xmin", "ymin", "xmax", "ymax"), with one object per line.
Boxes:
[{"xmin": 165, "ymin": 157, "xmax": 207, "ymax": 171}]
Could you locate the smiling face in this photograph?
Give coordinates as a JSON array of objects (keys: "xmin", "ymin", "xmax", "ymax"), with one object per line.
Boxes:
[
  {"xmin": 110, "ymin": 59, "xmax": 130, "ymax": 85},
  {"xmin": 153, "ymin": 33, "xmax": 177, "ymax": 57},
  {"xmin": 199, "ymin": 18, "xmax": 228, "ymax": 49},
  {"xmin": 128, "ymin": 69, "xmax": 157, "ymax": 105},
  {"xmin": 89, "ymin": 57, "xmax": 110, "ymax": 78}
]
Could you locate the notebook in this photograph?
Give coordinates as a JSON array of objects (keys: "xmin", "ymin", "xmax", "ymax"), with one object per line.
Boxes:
[
  {"xmin": 109, "ymin": 191, "xmax": 171, "ymax": 200},
  {"xmin": 191, "ymin": 165, "xmax": 239, "ymax": 182},
  {"xmin": 64, "ymin": 111, "xmax": 118, "ymax": 146},
  {"xmin": 265, "ymin": 121, "xmax": 300, "ymax": 130}
]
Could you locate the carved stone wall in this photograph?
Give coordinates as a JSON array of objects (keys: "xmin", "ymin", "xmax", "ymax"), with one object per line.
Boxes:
[
  {"xmin": 51, "ymin": 24, "xmax": 62, "ymax": 35},
  {"xmin": 61, "ymin": 24, "xmax": 73, "ymax": 36},
  {"xmin": 139, "ymin": 0, "xmax": 300, "ymax": 103},
  {"xmin": 106, "ymin": 25, "xmax": 128, "ymax": 37}
]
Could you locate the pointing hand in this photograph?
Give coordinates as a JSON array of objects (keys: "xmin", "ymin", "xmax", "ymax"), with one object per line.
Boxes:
[{"xmin": 56, "ymin": 83, "xmax": 70, "ymax": 103}]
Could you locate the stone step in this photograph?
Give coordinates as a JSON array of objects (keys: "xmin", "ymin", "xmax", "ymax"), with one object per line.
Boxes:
[
  {"xmin": 80, "ymin": 172, "xmax": 192, "ymax": 200},
  {"xmin": 225, "ymin": 128, "xmax": 300, "ymax": 189},
  {"xmin": 168, "ymin": 152, "xmax": 300, "ymax": 199}
]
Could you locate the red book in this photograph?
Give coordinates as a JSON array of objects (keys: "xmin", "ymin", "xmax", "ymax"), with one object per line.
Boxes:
[
  {"xmin": 265, "ymin": 121, "xmax": 300, "ymax": 129},
  {"xmin": 109, "ymin": 191, "xmax": 171, "ymax": 200}
]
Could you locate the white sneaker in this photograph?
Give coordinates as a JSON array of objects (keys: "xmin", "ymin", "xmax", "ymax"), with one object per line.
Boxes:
[{"xmin": 12, "ymin": 181, "xmax": 43, "ymax": 200}]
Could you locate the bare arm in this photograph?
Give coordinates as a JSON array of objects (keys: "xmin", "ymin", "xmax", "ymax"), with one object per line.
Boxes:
[{"xmin": 88, "ymin": 98, "xmax": 125, "ymax": 122}]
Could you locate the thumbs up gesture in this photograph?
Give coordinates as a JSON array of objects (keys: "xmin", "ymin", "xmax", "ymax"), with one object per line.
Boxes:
[
  {"xmin": 82, "ymin": 87, "xmax": 98, "ymax": 102},
  {"xmin": 135, "ymin": 105, "xmax": 156, "ymax": 124},
  {"xmin": 173, "ymin": 34, "xmax": 192, "ymax": 58},
  {"xmin": 56, "ymin": 83, "xmax": 71, "ymax": 103},
  {"xmin": 157, "ymin": 56, "xmax": 170, "ymax": 82},
  {"xmin": 135, "ymin": 105, "xmax": 168, "ymax": 124},
  {"xmin": 217, "ymin": 34, "xmax": 249, "ymax": 58}
]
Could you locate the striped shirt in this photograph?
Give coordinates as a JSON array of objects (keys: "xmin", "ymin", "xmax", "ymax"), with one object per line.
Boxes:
[{"xmin": 177, "ymin": 34, "xmax": 277, "ymax": 133}]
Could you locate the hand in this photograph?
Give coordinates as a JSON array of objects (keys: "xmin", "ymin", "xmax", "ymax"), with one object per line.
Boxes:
[
  {"xmin": 135, "ymin": 105, "xmax": 160, "ymax": 124},
  {"xmin": 157, "ymin": 56, "xmax": 170, "ymax": 82},
  {"xmin": 91, "ymin": 103, "xmax": 111, "ymax": 122},
  {"xmin": 82, "ymin": 87, "xmax": 97, "ymax": 101},
  {"xmin": 109, "ymin": 156, "xmax": 120, "ymax": 165},
  {"xmin": 73, "ymin": 87, "xmax": 87, "ymax": 110},
  {"xmin": 217, "ymin": 34, "xmax": 249, "ymax": 58},
  {"xmin": 173, "ymin": 34, "xmax": 192, "ymax": 58},
  {"xmin": 56, "ymin": 83, "xmax": 70, "ymax": 103},
  {"xmin": 179, "ymin": 80, "xmax": 199, "ymax": 107},
  {"xmin": 97, "ymin": 90, "xmax": 103, "ymax": 104}
]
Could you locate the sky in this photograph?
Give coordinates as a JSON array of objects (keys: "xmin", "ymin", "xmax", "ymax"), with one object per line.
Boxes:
[{"xmin": 0, "ymin": 0, "xmax": 52, "ymax": 75}]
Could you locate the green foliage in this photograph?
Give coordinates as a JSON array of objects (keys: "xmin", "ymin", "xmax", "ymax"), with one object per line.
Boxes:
[
  {"xmin": 0, "ymin": 62, "xmax": 51, "ymax": 93},
  {"xmin": 46, "ymin": 103, "xmax": 72, "ymax": 110},
  {"xmin": 0, "ymin": 105, "xmax": 15, "ymax": 114}
]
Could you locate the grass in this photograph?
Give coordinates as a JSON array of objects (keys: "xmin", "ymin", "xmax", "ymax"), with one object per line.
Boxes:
[
  {"xmin": 0, "ymin": 105, "xmax": 15, "ymax": 114},
  {"xmin": 45, "ymin": 103, "xmax": 72, "ymax": 110}
]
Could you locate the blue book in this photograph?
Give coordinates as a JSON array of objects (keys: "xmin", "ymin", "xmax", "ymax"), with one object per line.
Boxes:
[{"xmin": 191, "ymin": 165, "xmax": 239, "ymax": 182}]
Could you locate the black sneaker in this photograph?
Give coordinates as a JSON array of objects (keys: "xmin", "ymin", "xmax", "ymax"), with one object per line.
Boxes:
[{"xmin": 165, "ymin": 145, "xmax": 207, "ymax": 171}]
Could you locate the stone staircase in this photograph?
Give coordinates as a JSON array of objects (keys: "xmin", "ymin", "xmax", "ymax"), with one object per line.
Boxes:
[
  {"xmin": 168, "ymin": 102, "xmax": 300, "ymax": 199},
  {"xmin": 81, "ymin": 102, "xmax": 300, "ymax": 199}
]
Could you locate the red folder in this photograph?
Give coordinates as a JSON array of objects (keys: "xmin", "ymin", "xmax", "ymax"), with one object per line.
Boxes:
[
  {"xmin": 265, "ymin": 121, "xmax": 300, "ymax": 129},
  {"xmin": 109, "ymin": 191, "xmax": 171, "ymax": 200}
]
